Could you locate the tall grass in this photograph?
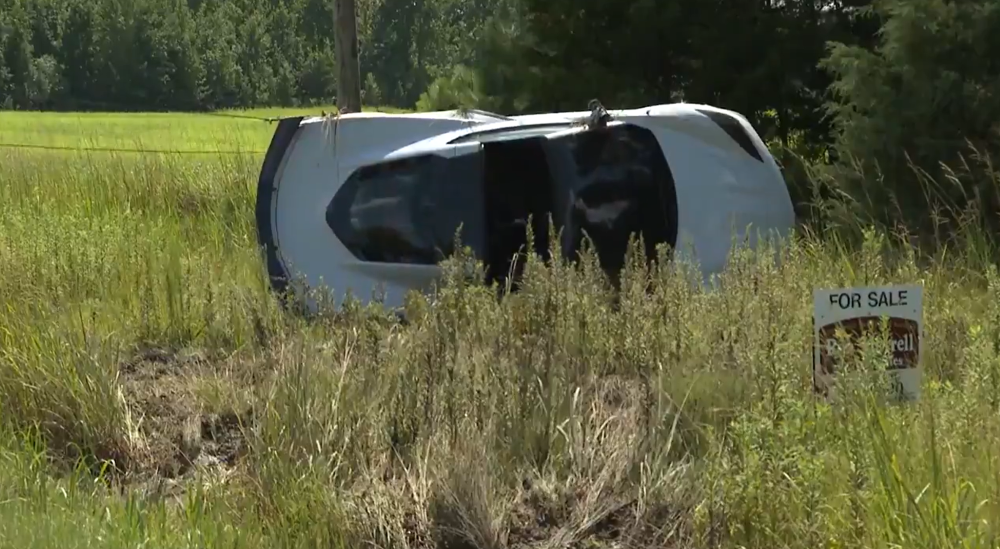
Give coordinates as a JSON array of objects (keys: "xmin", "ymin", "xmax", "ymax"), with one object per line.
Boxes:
[{"xmin": 1, "ymin": 115, "xmax": 1000, "ymax": 548}]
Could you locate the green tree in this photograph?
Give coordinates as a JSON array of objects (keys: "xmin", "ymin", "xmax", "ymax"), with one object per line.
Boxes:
[
  {"xmin": 1, "ymin": 0, "xmax": 35, "ymax": 107},
  {"xmin": 473, "ymin": 0, "xmax": 877, "ymax": 145},
  {"xmin": 822, "ymin": 0, "xmax": 1000, "ymax": 233}
]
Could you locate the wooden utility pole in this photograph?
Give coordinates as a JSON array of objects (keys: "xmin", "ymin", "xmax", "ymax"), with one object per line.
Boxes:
[{"xmin": 333, "ymin": 0, "xmax": 362, "ymax": 113}]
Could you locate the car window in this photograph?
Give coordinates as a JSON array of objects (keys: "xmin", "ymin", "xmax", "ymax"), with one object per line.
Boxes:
[
  {"xmin": 420, "ymin": 152, "xmax": 486, "ymax": 258},
  {"xmin": 327, "ymin": 154, "xmax": 486, "ymax": 265},
  {"xmin": 556, "ymin": 125, "xmax": 675, "ymax": 275}
]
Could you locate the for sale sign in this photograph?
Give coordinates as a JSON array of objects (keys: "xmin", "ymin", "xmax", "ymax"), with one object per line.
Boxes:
[{"xmin": 813, "ymin": 284, "xmax": 923, "ymax": 401}]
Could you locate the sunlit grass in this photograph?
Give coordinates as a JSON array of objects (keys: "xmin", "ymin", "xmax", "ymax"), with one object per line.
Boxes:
[{"xmin": 0, "ymin": 104, "xmax": 414, "ymax": 152}]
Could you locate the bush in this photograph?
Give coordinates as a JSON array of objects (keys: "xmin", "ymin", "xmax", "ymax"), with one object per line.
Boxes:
[{"xmin": 416, "ymin": 64, "xmax": 499, "ymax": 112}]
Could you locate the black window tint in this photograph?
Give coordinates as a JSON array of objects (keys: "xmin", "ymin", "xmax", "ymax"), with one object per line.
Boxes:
[
  {"xmin": 326, "ymin": 154, "xmax": 485, "ymax": 265},
  {"xmin": 694, "ymin": 108, "xmax": 763, "ymax": 162},
  {"xmin": 562, "ymin": 125, "xmax": 676, "ymax": 275},
  {"xmin": 420, "ymin": 152, "xmax": 486, "ymax": 258}
]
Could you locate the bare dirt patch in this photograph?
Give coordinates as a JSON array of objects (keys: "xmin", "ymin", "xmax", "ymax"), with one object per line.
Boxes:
[
  {"xmin": 502, "ymin": 482, "xmax": 685, "ymax": 548},
  {"xmin": 118, "ymin": 346, "xmax": 253, "ymax": 485}
]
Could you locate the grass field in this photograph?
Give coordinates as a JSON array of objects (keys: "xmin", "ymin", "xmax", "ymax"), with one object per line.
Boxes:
[{"xmin": 1, "ymin": 108, "xmax": 1000, "ymax": 549}]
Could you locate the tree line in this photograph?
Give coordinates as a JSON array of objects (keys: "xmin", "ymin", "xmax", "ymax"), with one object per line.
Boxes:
[
  {"xmin": 0, "ymin": 0, "xmax": 514, "ymax": 111},
  {"xmin": 1, "ymin": 0, "xmax": 999, "ymax": 239}
]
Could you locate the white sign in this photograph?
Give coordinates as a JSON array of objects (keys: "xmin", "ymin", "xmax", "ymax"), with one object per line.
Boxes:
[{"xmin": 813, "ymin": 284, "xmax": 923, "ymax": 401}]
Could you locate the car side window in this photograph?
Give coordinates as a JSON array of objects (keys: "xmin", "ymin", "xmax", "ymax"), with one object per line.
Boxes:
[
  {"xmin": 562, "ymin": 125, "xmax": 676, "ymax": 274},
  {"xmin": 419, "ymin": 152, "xmax": 486, "ymax": 259},
  {"xmin": 327, "ymin": 154, "xmax": 485, "ymax": 265}
]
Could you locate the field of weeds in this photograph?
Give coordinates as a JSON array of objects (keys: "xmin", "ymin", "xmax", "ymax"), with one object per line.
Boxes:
[{"xmin": 2, "ymin": 109, "xmax": 1000, "ymax": 548}]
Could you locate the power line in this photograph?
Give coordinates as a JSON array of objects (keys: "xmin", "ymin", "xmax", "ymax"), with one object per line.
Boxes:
[
  {"xmin": 0, "ymin": 142, "xmax": 266, "ymax": 154},
  {"xmin": 196, "ymin": 111, "xmax": 283, "ymax": 122}
]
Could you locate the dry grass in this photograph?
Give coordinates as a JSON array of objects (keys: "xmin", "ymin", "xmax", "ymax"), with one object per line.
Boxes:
[{"xmin": 1, "ymin": 110, "xmax": 1000, "ymax": 548}]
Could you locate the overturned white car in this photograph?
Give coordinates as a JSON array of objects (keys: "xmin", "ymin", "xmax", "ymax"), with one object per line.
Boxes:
[{"xmin": 255, "ymin": 101, "xmax": 796, "ymax": 313}]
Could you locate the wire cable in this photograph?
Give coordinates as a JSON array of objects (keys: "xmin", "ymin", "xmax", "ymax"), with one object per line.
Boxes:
[{"xmin": 0, "ymin": 142, "xmax": 266, "ymax": 154}]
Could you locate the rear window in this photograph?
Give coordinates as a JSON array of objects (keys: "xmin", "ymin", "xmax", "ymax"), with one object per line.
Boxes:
[{"xmin": 326, "ymin": 155, "xmax": 486, "ymax": 264}]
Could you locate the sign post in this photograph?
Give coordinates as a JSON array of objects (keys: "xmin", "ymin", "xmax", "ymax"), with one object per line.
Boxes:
[{"xmin": 813, "ymin": 284, "xmax": 923, "ymax": 401}]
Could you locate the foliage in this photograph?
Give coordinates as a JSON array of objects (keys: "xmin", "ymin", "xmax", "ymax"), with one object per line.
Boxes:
[
  {"xmin": 820, "ymin": 0, "xmax": 1000, "ymax": 236},
  {"xmin": 474, "ymin": 1, "xmax": 878, "ymax": 143},
  {"xmin": 415, "ymin": 64, "xmax": 493, "ymax": 111},
  {"xmin": 0, "ymin": 0, "xmax": 513, "ymax": 112}
]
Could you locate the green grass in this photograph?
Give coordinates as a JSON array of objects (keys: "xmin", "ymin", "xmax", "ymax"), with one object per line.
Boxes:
[
  {"xmin": 0, "ymin": 104, "xmax": 413, "ymax": 151},
  {"xmin": 2, "ymin": 108, "xmax": 1000, "ymax": 549}
]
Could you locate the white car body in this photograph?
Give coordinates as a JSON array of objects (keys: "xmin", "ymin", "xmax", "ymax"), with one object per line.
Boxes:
[{"xmin": 255, "ymin": 103, "xmax": 795, "ymax": 313}]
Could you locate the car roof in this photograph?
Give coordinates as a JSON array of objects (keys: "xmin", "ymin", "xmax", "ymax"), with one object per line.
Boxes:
[
  {"xmin": 383, "ymin": 102, "xmax": 755, "ymax": 152},
  {"xmin": 292, "ymin": 102, "xmax": 763, "ymax": 170}
]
